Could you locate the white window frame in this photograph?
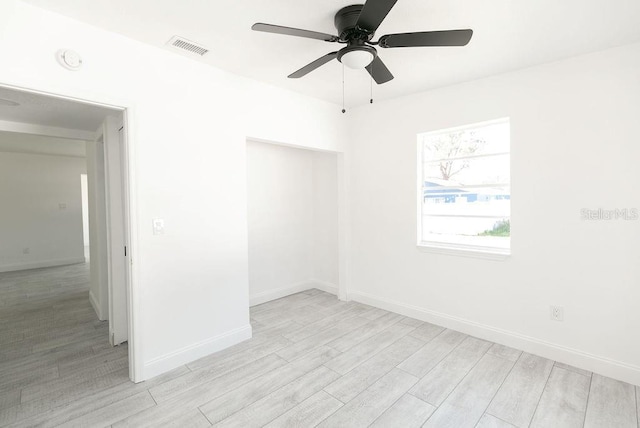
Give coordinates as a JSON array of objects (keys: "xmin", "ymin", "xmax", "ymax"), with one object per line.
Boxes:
[{"xmin": 416, "ymin": 118, "xmax": 511, "ymax": 258}]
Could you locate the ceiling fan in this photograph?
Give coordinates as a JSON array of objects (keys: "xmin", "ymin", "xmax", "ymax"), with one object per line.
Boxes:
[{"xmin": 252, "ymin": 0, "xmax": 473, "ymax": 84}]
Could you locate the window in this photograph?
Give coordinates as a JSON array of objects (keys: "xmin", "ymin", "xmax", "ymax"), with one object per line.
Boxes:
[{"xmin": 418, "ymin": 118, "xmax": 510, "ymax": 255}]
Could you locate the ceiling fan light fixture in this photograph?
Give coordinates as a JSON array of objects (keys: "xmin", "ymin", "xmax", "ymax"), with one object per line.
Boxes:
[{"xmin": 338, "ymin": 45, "xmax": 376, "ymax": 69}]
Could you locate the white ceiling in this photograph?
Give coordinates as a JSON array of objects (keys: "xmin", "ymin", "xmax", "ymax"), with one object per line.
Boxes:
[
  {"xmin": 0, "ymin": 86, "xmax": 119, "ymax": 131},
  {"xmin": 0, "ymin": 131, "xmax": 86, "ymax": 157},
  {"xmin": 22, "ymin": 0, "xmax": 640, "ymax": 107}
]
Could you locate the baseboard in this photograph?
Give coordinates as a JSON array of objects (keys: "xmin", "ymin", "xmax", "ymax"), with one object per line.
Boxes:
[
  {"xmin": 0, "ymin": 257, "xmax": 85, "ymax": 273},
  {"xmin": 349, "ymin": 290, "xmax": 640, "ymax": 386},
  {"xmin": 250, "ymin": 281, "xmax": 313, "ymax": 306},
  {"xmin": 142, "ymin": 324, "xmax": 252, "ymax": 381},
  {"xmin": 88, "ymin": 289, "xmax": 106, "ymax": 321},
  {"xmin": 250, "ymin": 279, "xmax": 339, "ymax": 307},
  {"xmin": 308, "ymin": 278, "xmax": 338, "ymax": 296}
]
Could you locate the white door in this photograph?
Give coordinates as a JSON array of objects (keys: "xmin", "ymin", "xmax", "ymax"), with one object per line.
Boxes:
[{"xmin": 103, "ymin": 116, "xmax": 129, "ymax": 345}]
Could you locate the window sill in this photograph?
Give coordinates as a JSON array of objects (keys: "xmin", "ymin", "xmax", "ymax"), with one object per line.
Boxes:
[{"xmin": 417, "ymin": 242, "xmax": 510, "ymax": 260}]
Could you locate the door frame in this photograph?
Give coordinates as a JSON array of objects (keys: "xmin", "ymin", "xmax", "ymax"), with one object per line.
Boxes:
[
  {"xmin": 0, "ymin": 82, "xmax": 142, "ymax": 382},
  {"xmin": 96, "ymin": 116, "xmax": 130, "ymax": 347}
]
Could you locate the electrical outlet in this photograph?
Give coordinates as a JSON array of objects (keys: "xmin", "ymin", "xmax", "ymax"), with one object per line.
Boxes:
[
  {"xmin": 152, "ymin": 218, "xmax": 165, "ymax": 235},
  {"xmin": 550, "ymin": 305, "xmax": 564, "ymax": 321}
]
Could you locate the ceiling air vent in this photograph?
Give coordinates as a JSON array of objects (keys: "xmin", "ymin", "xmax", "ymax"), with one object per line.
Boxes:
[{"xmin": 166, "ymin": 36, "xmax": 209, "ymax": 57}]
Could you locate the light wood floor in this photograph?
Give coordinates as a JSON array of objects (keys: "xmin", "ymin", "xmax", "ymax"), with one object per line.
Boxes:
[{"xmin": 1, "ymin": 264, "xmax": 638, "ymax": 427}]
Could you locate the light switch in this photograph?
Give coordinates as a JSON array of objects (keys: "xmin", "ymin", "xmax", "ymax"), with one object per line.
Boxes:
[{"xmin": 152, "ymin": 218, "xmax": 165, "ymax": 235}]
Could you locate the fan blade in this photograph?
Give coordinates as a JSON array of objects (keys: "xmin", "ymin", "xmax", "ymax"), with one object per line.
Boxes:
[
  {"xmin": 252, "ymin": 23, "xmax": 338, "ymax": 42},
  {"xmin": 356, "ymin": 0, "xmax": 398, "ymax": 32},
  {"xmin": 288, "ymin": 52, "xmax": 338, "ymax": 78},
  {"xmin": 365, "ymin": 56, "xmax": 394, "ymax": 84},
  {"xmin": 379, "ymin": 29, "xmax": 473, "ymax": 48}
]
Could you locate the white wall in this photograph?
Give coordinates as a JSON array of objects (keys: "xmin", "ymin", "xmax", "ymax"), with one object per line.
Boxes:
[
  {"xmin": 0, "ymin": 150, "xmax": 86, "ymax": 272},
  {"xmin": 247, "ymin": 141, "xmax": 339, "ymax": 305},
  {"xmin": 347, "ymin": 42, "xmax": 640, "ymax": 384},
  {"xmin": 311, "ymin": 151, "xmax": 339, "ymax": 286},
  {"xmin": 86, "ymin": 139, "xmax": 108, "ymax": 320},
  {"xmin": 80, "ymin": 174, "xmax": 89, "ymax": 248},
  {"xmin": 0, "ymin": 1, "xmax": 346, "ymax": 380}
]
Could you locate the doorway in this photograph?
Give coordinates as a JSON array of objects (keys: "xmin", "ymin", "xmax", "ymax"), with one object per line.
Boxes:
[{"xmin": 0, "ymin": 84, "xmax": 137, "ymax": 382}]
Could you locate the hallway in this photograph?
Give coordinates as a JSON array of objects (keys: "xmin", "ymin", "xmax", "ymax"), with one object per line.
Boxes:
[{"xmin": 0, "ymin": 263, "xmax": 129, "ymax": 425}]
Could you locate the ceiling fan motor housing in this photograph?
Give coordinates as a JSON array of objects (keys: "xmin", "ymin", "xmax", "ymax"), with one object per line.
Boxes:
[{"xmin": 334, "ymin": 5, "xmax": 373, "ymax": 42}]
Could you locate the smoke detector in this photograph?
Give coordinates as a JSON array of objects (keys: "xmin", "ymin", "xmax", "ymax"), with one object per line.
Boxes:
[
  {"xmin": 166, "ymin": 36, "xmax": 209, "ymax": 57},
  {"xmin": 56, "ymin": 49, "xmax": 83, "ymax": 71}
]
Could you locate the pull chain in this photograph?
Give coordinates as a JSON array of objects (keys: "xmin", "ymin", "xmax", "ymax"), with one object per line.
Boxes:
[
  {"xmin": 369, "ymin": 63, "xmax": 374, "ymax": 104},
  {"xmin": 342, "ymin": 63, "xmax": 346, "ymax": 114},
  {"xmin": 370, "ymin": 73, "xmax": 373, "ymax": 104}
]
